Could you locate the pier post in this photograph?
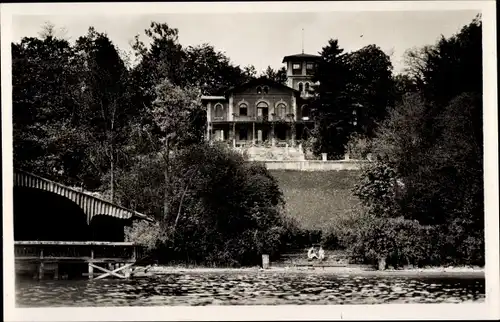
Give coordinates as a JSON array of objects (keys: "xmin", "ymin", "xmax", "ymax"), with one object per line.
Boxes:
[
  {"xmin": 124, "ymin": 264, "xmax": 131, "ymax": 279},
  {"xmin": 38, "ymin": 262, "xmax": 45, "ymax": 280},
  {"xmin": 38, "ymin": 249, "xmax": 44, "ymax": 280},
  {"xmin": 88, "ymin": 249, "xmax": 94, "ymax": 279},
  {"xmin": 262, "ymin": 254, "xmax": 270, "ymax": 269},
  {"xmin": 54, "ymin": 264, "xmax": 59, "ymax": 280}
]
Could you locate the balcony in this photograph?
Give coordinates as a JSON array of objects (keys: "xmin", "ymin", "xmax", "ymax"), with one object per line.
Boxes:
[
  {"xmin": 211, "ymin": 115, "xmax": 227, "ymax": 122},
  {"xmin": 216, "ymin": 113, "xmax": 297, "ymax": 123},
  {"xmin": 232, "ymin": 115, "xmax": 271, "ymax": 122},
  {"xmin": 300, "ymin": 91, "xmax": 315, "ymax": 99}
]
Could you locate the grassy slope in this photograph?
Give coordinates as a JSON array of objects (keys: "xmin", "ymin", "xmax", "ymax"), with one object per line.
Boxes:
[{"xmin": 270, "ymin": 170, "xmax": 362, "ymax": 231}]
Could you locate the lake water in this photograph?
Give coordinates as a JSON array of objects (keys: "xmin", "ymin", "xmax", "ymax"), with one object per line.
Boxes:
[{"xmin": 16, "ymin": 272, "xmax": 485, "ymax": 307}]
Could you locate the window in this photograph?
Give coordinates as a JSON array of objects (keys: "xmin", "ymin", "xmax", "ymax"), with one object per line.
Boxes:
[
  {"xmin": 306, "ymin": 63, "xmax": 315, "ymax": 75},
  {"xmin": 256, "ymin": 86, "xmax": 262, "ymax": 94},
  {"xmin": 256, "ymin": 101, "xmax": 269, "ymax": 119},
  {"xmin": 214, "ymin": 103, "xmax": 224, "ymax": 119},
  {"xmin": 305, "ymin": 82, "xmax": 310, "ymax": 92},
  {"xmin": 298, "ymin": 83, "xmax": 303, "ymax": 92},
  {"xmin": 239, "ymin": 103, "xmax": 248, "ymax": 116},
  {"xmin": 263, "ymin": 86, "xmax": 269, "ymax": 94},
  {"xmin": 276, "ymin": 103, "xmax": 286, "ymax": 118},
  {"xmin": 301, "ymin": 104, "xmax": 310, "ymax": 120},
  {"xmin": 292, "ymin": 63, "xmax": 302, "ymax": 75}
]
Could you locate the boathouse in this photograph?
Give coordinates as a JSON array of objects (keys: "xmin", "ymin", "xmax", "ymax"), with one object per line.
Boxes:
[{"xmin": 13, "ymin": 170, "xmax": 152, "ymax": 280}]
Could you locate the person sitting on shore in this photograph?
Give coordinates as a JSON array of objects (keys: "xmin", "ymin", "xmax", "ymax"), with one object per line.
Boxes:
[
  {"xmin": 307, "ymin": 247, "xmax": 318, "ymax": 260},
  {"xmin": 318, "ymin": 246, "xmax": 325, "ymax": 261}
]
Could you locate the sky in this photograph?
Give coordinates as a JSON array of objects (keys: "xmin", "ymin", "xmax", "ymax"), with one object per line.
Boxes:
[{"xmin": 12, "ymin": 10, "xmax": 479, "ymax": 75}]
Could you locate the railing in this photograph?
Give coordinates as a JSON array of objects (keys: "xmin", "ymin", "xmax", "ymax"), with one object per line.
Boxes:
[
  {"xmin": 14, "ymin": 241, "xmax": 142, "ymax": 263},
  {"xmin": 231, "ymin": 115, "xmax": 293, "ymax": 122},
  {"xmin": 212, "ymin": 113, "xmax": 301, "ymax": 123},
  {"xmin": 212, "ymin": 116, "xmax": 226, "ymax": 121}
]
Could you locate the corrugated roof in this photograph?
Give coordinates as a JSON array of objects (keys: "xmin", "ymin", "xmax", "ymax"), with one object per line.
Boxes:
[
  {"xmin": 14, "ymin": 170, "xmax": 152, "ymax": 224},
  {"xmin": 282, "ymin": 53, "xmax": 321, "ymax": 63}
]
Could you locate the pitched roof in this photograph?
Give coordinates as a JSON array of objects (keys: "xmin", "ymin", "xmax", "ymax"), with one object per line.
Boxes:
[
  {"xmin": 224, "ymin": 77, "xmax": 300, "ymax": 96},
  {"xmin": 282, "ymin": 53, "xmax": 321, "ymax": 63}
]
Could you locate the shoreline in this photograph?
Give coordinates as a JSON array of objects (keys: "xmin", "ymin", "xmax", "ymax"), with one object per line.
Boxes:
[{"xmin": 133, "ymin": 265, "xmax": 485, "ymax": 278}]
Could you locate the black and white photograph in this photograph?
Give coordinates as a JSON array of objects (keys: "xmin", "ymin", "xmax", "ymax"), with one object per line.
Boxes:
[{"xmin": 2, "ymin": 1, "xmax": 498, "ymax": 320}]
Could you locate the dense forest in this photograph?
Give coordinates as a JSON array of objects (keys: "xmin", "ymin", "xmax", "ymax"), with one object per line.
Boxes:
[{"xmin": 12, "ymin": 15, "xmax": 483, "ymax": 267}]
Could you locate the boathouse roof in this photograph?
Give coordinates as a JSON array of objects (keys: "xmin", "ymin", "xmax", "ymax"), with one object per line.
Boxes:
[{"xmin": 14, "ymin": 170, "xmax": 152, "ymax": 224}]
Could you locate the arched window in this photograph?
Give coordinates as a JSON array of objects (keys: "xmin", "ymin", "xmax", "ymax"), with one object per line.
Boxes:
[
  {"xmin": 301, "ymin": 104, "xmax": 310, "ymax": 119},
  {"xmin": 276, "ymin": 103, "xmax": 286, "ymax": 119},
  {"xmin": 305, "ymin": 82, "xmax": 310, "ymax": 92},
  {"xmin": 263, "ymin": 86, "xmax": 269, "ymax": 94},
  {"xmin": 298, "ymin": 83, "xmax": 303, "ymax": 92},
  {"xmin": 214, "ymin": 103, "xmax": 224, "ymax": 119},
  {"xmin": 256, "ymin": 101, "xmax": 269, "ymax": 118},
  {"xmin": 256, "ymin": 86, "xmax": 262, "ymax": 94},
  {"xmin": 239, "ymin": 103, "xmax": 248, "ymax": 116}
]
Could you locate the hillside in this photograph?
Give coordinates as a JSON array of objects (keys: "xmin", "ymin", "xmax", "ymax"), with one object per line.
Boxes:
[{"xmin": 269, "ymin": 170, "xmax": 362, "ymax": 231}]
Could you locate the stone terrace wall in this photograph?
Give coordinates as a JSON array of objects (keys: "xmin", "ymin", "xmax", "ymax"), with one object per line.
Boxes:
[{"xmin": 253, "ymin": 160, "xmax": 369, "ymax": 171}]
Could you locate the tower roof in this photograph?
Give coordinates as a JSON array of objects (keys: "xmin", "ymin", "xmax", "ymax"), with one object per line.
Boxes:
[{"xmin": 282, "ymin": 53, "xmax": 321, "ymax": 63}]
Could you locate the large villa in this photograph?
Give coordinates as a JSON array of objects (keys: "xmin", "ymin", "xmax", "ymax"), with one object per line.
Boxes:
[{"xmin": 202, "ymin": 53, "xmax": 321, "ymax": 161}]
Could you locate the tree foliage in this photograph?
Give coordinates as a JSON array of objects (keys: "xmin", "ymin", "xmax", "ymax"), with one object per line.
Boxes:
[
  {"xmin": 183, "ymin": 44, "xmax": 251, "ymax": 95},
  {"xmin": 263, "ymin": 65, "xmax": 287, "ymax": 85},
  {"xmin": 12, "ymin": 27, "xmax": 84, "ymax": 186},
  {"xmin": 346, "ymin": 45, "xmax": 395, "ymax": 137},
  {"xmin": 73, "ymin": 27, "xmax": 133, "ymax": 197},
  {"xmin": 310, "ymin": 39, "xmax": 354, "ymax": 159},
  {"xmin": 352, "ymin": 16, "xmax": 484, "ymax": 267},
  {"xmin": 310, "ymin": 40, "xmax": 395, "ymax": 158},
  {"xmin": 124, "ymin": 144, "xmax": 294, "ymax": 266}
]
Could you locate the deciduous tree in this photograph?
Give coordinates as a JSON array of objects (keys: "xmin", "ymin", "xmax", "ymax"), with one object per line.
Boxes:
[
  {"xmin": 12, "ymin": 25, "xmax": 82, "ymax": 185},
  {"xmin": 345, "ymin": 45, "xmax": 395, "ymax": 137},
  {"xmin": 73, "ymin": 27, "xmax": 132, "ymax": 200}
]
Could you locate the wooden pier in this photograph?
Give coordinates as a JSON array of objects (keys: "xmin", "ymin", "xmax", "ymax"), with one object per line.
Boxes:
[{"xmin": 15, "ymin": 241, "xmax": 143, "ymax": 280}]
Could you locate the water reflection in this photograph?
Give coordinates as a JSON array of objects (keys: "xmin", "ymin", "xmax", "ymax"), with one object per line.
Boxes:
[{"xmin": 16, "ymin": 272, "xmax": 485, "ymax": 307}]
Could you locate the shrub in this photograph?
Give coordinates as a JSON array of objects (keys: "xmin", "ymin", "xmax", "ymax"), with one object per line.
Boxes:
[
  {"xmin": 346, "ymin": 133, "xmax": 373, "ymax": 159},
  {"xmin": 433, "ymin": 220, "xmax": 485, "ymax": 266},
  {"xmin": 344, "ymin": 215, "xmax": 437, "ymax": 268}
]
